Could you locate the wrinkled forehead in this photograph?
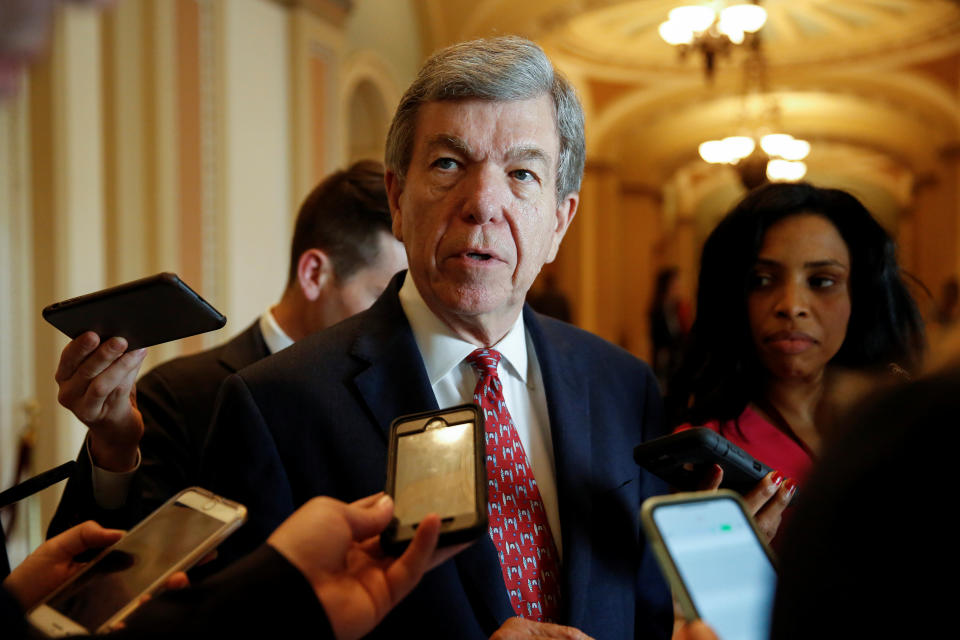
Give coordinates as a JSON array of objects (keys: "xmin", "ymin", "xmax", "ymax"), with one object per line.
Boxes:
[{"xmin": 411, "ymin": 96, "xmax": 561, "ymax": 160}]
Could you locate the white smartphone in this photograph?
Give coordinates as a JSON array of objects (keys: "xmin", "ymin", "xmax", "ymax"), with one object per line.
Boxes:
[
  {"xmin": 28, "ymin": 487, "xmax": 247, "ymax": 636},
  {"xmin": 640, "ymin": 490, "xmax": 778, "ymax": 640}
]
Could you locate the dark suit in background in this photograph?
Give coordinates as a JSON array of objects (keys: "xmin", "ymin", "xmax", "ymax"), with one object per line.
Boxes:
[
  {"xmin": 202, "ymin": 274, "xmax": 672, "ymax": 640},
  {"xmin": 48, "ymin": 322, "xmax": 270, "ymax": 535}
]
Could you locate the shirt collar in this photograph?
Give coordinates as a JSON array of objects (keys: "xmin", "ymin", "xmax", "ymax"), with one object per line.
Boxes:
[
  {"xmin": 260, "ymin": 307, "xmax": 295, "ymax": 354},
  {"xmin": 397, "ymin": 272, "xmax": 528, "ymax": 385}
]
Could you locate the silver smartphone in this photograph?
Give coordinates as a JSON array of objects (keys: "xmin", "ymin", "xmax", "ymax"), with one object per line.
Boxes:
[
  {"xmin": 28, "ymin": 487, "xmax": 247, "ymax": 636},
  {"xmin": 640, "ymin": 490, "xmax": 778, "ymax": 640}
]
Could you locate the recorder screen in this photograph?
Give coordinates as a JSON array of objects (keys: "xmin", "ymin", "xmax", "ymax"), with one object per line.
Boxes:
[
  {"xmin": 394, "ymin": 420, "xmax": 476, "ymax": 525},
  {"xmin": 652, "ymin": 497, "xmax": 778, "ymax": 640}
]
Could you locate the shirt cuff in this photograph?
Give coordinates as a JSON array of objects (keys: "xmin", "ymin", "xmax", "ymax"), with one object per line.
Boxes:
[{"xmin": 88, "ymin": 436, "xmax": 141, "ymax": 510}]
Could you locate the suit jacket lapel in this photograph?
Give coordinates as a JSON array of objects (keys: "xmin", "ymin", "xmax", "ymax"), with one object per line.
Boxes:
[
  {"xmin": 350, "ymin": 274, "xmax": 439, "ymax": 438},
  {"xmin": 524, "ymin": 306, "xmax": 594, "ymax": 628}
]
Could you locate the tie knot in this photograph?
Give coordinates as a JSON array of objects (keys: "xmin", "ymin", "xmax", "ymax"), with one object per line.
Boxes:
[{"xmin": 467, "ymin": 348, "xmax": 502, "ymax": 377}]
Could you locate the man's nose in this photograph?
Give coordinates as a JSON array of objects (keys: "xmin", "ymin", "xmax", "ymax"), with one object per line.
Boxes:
[
  {"xmin": 774, "ymin": 280, "xmax": 809, "ymax": 318},
  {"xmin": 460, "ymin": 166, "xmax": 506, "ymax": 225}
]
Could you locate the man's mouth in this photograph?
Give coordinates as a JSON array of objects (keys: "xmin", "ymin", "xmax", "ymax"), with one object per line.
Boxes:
[{"xmin": 466, "ymin": 252, "xmax": 493, "ymax": 261}]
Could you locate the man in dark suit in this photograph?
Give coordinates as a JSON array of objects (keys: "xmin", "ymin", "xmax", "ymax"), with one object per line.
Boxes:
[
  {"xmin": 202, "ymin": 36, "xmax": 671, "ymax": 639},
  {"xmin": 49, "ymin": 161, "xmax": 407, "ymax": 533}
]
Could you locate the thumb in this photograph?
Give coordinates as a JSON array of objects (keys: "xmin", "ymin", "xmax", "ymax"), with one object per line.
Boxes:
[
  {"xmin": 342, "ymin": 494, "xmax": 395, "ymax": 541},
  {"xmin": 678, "ymin": 621, "xmax": 720, "ymax": 640},
  {"xmin": 55, "ymin": 521, "xmax": 124, "ymax": 557}
]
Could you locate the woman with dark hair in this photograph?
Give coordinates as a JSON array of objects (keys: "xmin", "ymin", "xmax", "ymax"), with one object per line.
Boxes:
[{"xmin": 665, "ymin": 182, "xmax": 924, "ymax": 532}]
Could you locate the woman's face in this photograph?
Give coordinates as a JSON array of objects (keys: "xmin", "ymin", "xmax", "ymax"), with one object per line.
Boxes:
[{"xmin": 747, "ymin": 213, "xmax": 852, "ymax": 383}]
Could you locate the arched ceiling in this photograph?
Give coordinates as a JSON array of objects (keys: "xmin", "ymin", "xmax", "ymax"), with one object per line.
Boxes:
[{"xmin": 415, "ymin": 0, "xmax": 960, "ymax": 211}]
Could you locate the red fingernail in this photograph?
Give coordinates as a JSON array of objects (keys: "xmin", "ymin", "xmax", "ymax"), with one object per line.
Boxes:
[
  {"xmin": 785, "ymin": 480, "xmax": 797, "ymax": 496},
  {"xmin": 771, "ymin": 472, "xmax": 784, "ymax": 486}
]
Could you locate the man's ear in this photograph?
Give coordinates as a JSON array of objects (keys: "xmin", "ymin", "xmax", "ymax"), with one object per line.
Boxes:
[
  {"xmin": 545, "ymin": 192, "xmax": 579, "ymax": 264},
  {"xmin": 385, "ymin": 170, "xmax": 404, "ymax": 242},
  {"xmin": 297, "ymin": 248, "xmax": 333, "ymax": 302}
]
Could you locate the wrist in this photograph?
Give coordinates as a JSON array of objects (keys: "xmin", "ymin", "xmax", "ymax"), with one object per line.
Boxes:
[{"xmin": 88, "ymin": 436, "xmax": 139, "ymax": 472}]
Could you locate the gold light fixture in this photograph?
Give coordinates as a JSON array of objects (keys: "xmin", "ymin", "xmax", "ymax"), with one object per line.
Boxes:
[
  {"xmin": 696, "ymin": 24, "xmax": 810, "ymax": 188},
  {"xmin": 659, "ymin": 2, "xmax": 767, "ymax": 80}
]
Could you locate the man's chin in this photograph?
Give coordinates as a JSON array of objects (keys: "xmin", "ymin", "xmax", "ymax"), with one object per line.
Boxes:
[{"xmin": 430, "ymin": 284, "xmax": 518, "ymax": 322}]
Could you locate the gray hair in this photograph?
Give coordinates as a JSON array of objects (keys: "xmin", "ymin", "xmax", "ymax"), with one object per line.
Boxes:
[{"xmin": 385, "ymin": 35, "xmax": 585, "ymax": 201}]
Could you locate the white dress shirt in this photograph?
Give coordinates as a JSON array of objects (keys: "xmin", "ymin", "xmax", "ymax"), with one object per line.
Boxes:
[
  {"xmin": 398, "ymin": 273, "xmax": 562, "ymax": 555},
  {"xmin": 259, "ymin": 307, "xmax": 295, "ymax": 354},
  {"xmin": 91, "ymin": 308, "xmax": 293, "ymax": 508}
]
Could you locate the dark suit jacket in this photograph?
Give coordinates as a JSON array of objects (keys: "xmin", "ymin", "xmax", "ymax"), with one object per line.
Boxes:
[
  {"xmin": 48, "ymin": 322, "xmax": 270, "ymax": 535},
  {"xmin": 2, "ymin": 545, "xmax": 332, "ymax": 639},
  {"xmin": 202, "ymin": 273, "xmax": 672, "ymax": 639}
]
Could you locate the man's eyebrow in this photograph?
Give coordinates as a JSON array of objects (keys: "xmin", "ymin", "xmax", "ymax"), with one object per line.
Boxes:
[
  {"xmin": 505, "ymin": 145, "xmax": 550, "ymax": 165},
  {"xmin": 424, "ymin": 134, "xmax": 472, "ymax": 157}
]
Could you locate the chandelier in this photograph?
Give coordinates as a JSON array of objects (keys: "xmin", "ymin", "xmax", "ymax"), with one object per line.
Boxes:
[
  {"xmin": 659, "ymin": 2, "xmax": 767, "ymax": 80},
  {"xmin": 696, "ymin": 29, "xmax": 810, "ymax": 187}
]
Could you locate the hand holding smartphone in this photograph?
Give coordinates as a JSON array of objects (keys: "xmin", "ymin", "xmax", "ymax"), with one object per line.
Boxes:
[
  {"xmin": 640, "ymin": 491, "xmax": 778, "ymax": 640},
  {"xmin": 634, "ymin": 428, "xmax": 775, "ymax": 495},
  {"xmin": 28, "ymin": 488, "xmax": 246, "ymax": 636}
]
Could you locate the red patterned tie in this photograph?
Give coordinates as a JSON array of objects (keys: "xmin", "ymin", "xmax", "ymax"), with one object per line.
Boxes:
[{"xmin": 467, "ymin": 348, "xmax": 561, "ymax": 622}]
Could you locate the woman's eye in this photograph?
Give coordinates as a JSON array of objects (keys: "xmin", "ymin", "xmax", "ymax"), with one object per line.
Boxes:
[
  {"xmin": 750, "ymin": 273, "xmax": 773, "ymax": 289},
  {"xmin": 810, "ymin": 276, "xmax": 837, "ymax": 289}
]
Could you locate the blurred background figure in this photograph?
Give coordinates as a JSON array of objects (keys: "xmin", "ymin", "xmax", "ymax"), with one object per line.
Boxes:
[{"xmin": 648, "ymin": 266, "xmax": 691, "ymax": 388}]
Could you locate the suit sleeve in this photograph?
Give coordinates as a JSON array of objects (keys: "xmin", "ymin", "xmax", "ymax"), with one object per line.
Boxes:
[
  {"xmin": 200, "ymin": 373, "xmax": 297, "ymax": 567},
  {"xmin": 47, "ymin": 368, "xmax": 198, "ymax": 537}
]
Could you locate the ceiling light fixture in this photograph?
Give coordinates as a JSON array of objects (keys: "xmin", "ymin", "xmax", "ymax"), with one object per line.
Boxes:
[
  {"xmin": 696, "ymin": 28, "xmax": 811, "ymax": 187},
  {"xmin": 659, "ymin": 1, "xmax": 767, "ymax": 80}
]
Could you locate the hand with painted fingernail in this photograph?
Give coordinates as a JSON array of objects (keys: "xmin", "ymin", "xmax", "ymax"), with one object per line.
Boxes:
[{"xmin": 742, "ymin": 470, "xmax": 794, "ymax": 542}]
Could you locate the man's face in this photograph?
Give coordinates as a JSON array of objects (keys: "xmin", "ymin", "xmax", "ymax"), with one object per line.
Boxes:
[
  {"xmin": 386, "ymin": 96, "xmax": 578, "ymax": 340},
  {"xmin": 323, "ymin": 231, "xmax": 407, "ymax": 327}
]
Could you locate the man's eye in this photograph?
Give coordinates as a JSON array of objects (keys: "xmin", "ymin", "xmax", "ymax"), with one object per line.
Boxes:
[
  {"xmin": 511, "ymin": 169, "xmax": 536, "ymax": 182},
  {"xmin": 432, "ymin": 157, "xmax": 458, "ymax": 170}
]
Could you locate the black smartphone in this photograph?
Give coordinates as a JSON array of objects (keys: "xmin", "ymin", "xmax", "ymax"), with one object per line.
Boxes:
[
  {"xmin": 381, "ymin": 404, "xmax": 487, "ymax": 555},
  {"xmin": 633, "ymin": 427, "xmax": 773, "ymax": 495},
  {"xmin": 640, "ymin": 491, "xmax": 778, "ymax": 640},
  {"xmin": 42, "ymin": 273, "xmax": 226, "ymax": 351}
]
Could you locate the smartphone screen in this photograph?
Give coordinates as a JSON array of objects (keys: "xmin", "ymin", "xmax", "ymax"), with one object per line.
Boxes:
[
  {"xmin": 394, "ymin": 418, "xmax": 476, "ymax": 525},
  {"xmin": 43, "ymin": 501, "xmax": 232, "ymax": 631},
  {"xmin": 651, "ymin": 496, "xmax": 777, "ymax": 640}
]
